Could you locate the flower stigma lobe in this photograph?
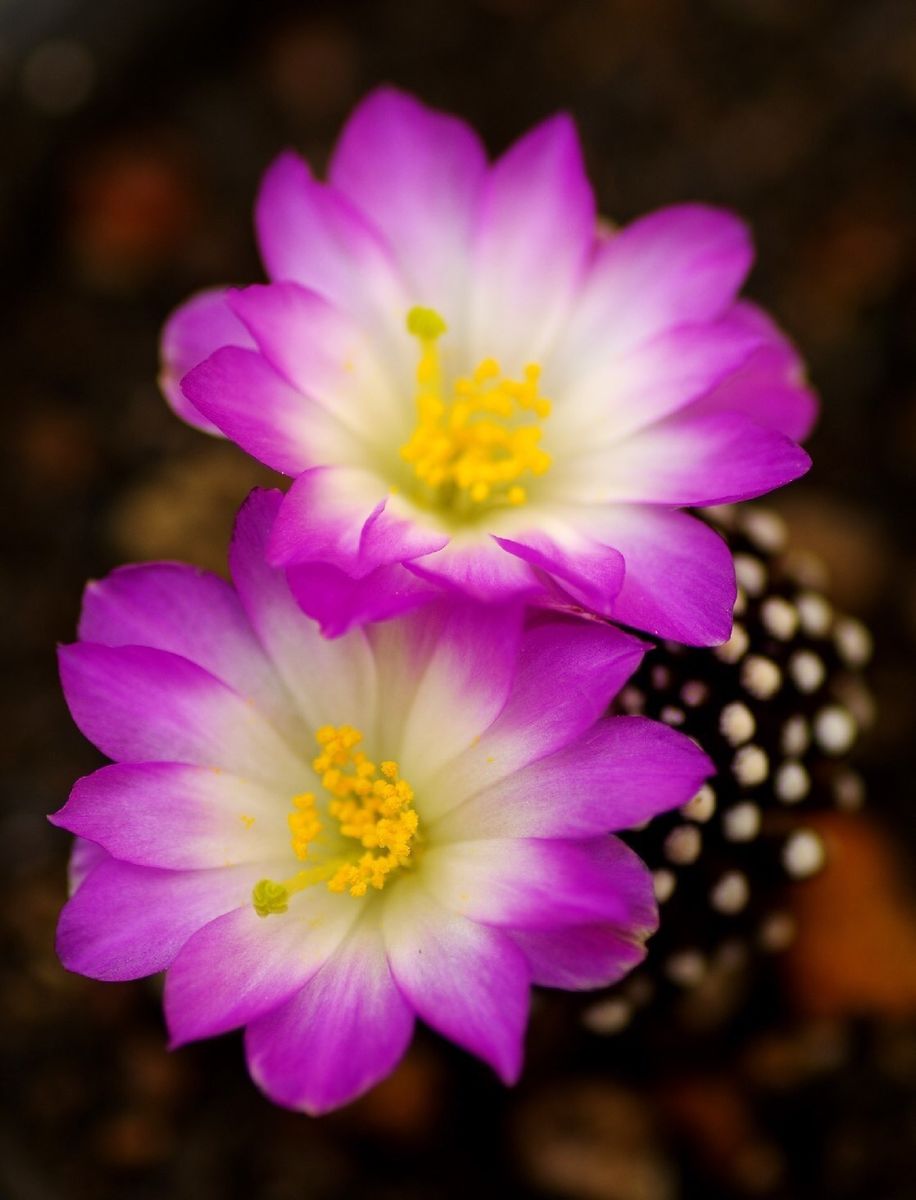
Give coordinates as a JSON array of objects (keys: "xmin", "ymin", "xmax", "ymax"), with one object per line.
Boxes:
[
  {"xmin": 252, "ymin": 725, "xmax": 420, "ymax": 914},
  {"xmin": 400, "ymin": 306, "xmax": 551, "ymax": 514}
]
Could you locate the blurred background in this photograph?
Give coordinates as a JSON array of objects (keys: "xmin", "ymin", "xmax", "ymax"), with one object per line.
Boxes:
[{"xmin": 2, "ymin": 1, "xmax": 915, "ymax": 1197}]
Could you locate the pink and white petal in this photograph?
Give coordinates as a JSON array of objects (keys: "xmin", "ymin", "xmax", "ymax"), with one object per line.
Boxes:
[
  {"xmin": 78, "ymin": 563, "xmax": 301, "ymax": 746},
  {"xmin": 268, "ymin": 466, "xmax": 448, "ymax": 575},
  {"xmin": 229, "ymin": 490, "xmax": 379, "ymax": 729},
  {"xmin": 254, "ymin": 151, "xmax": 409, "ymax": 335},
  {"xmin": 181, "ymin": 347, "xmax": 348, "ymax": 476},
  {"xmin": 286, "ymin": 560, "xmax": 438, "ymax": 639},
  {"xmin": 512, "ymin": 924, "xmax": 646, "ymax": 990},
  {"xmin": 434, "ymin": 715, "xmax": 711, "ymax": 841},
  {"xmin": 367, "ymin": 600, "xmax": 523, "ymax": 786},
  {"xmin": 58, "ymin": 643, "xmax": 305, "ymax": 790},
  {"xmin": 245, "ymin": 915, "xmax": 414, "ymax": 1114},
  {"xmin": 593, "ymin": 411, "xmax": 811, "ymax": 505},
  {"xmin": 494, "ymin": 528, "xmax": 625, "ymax": 615},
  {"xmin": 56, "ymin": 856, "xmax": 274, "ymax": 981},
  {"xmin": 329, "ymin": 87, "xmax": 487, "ymax": 321},
  {"xmin": 419, "ymin": 836, "xmax": 657, "ymax": 933},
  {"xmin": 51, "ymin": 763, "xmax": 288, "ymax": 870},
  {"xmin": 556, "ymin": 204, "xmax": 753, "ymax": 365},
  {"xmin": 159, "ymin": 288, "xmax": 253, "ymax": 434},
  {"xmin": 226, "ymin": 283, "xmax": 404, "ymax": 440},
  {"xmin": 469, "ymin": 114, "xmax": 595, "ymax": 366},
  {"xmin": 404, "ymin": 536, "xmax": 543, "ymax": 605},
  {"xmin": 551, "ymin": 318, "xmax": 764, "ymax": 453},
  {"xmin": 591, "ymin": 506, "xmax": 737, "ymax": 645},
  {"xmin": 686, "ymin": 301, "xmax": 818, "ymax": 441},
  {"xmin": 165, "ymin": 888, "xmax": 361, "ymax": 1045},
  {"xmin": 423, "ymin": 618, "xmax": 646, "ymax": 815},
  {"xmin": 383, "ymin": 876, "xmax": 531, "ymax": 1083}
]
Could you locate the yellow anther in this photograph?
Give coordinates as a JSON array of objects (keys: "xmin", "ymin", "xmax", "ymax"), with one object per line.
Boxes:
[
  {"xmin": 400, "ymin": 308, "xmax": 551, "ymax": 514},
  {"xmin": 286, "ymin": 792, "xmax": 320, "ymax": 859}
]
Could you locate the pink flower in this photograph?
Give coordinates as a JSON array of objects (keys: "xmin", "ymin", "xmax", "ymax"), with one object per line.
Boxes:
[
  {"xmin": 51, "ymin": 489, "xmax": 710, "ymax": 1114},
  {"xmin": 163, "ymin": 87, "xmax": 814, "ymax": 644}
]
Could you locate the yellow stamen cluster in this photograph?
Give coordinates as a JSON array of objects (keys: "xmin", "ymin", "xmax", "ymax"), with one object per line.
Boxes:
[
  {"xmin": 399, "ymin": 306, "xmax": 551, "ymax": 511},
  {"xmin": 312, "ymin": 725, "xmax": 419, "ymax": 897},
  {"xmin": 252, "ymin": 725, "xmax": 420, "ymax": 915}
]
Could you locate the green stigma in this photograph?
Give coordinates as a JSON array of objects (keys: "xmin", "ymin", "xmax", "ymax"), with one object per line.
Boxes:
[
  {"xmin": 406, "ymin": 305, "xmax": 447, "ymax": 341},
  {"xmin": 252, "ymin": 878, "xmax": 290, "ymax": 918}
]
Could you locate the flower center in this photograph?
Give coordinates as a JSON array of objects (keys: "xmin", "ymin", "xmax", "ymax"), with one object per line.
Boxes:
[
  {"xmin": 252, "ymin": 725, "xmax": 419, "ymax": 916},
  {"xmin": 398, "ymin": 306, "xmax": 551, "ymax": 514}
]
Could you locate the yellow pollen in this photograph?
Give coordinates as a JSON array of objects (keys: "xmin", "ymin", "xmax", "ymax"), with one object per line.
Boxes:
[
  {"xmin": 399, "ymin": 306, "xmax": 551, "ymax": 513},
  {"xmin": 252, "ymin": 725, "xmax": 420, "ymax": 913}
]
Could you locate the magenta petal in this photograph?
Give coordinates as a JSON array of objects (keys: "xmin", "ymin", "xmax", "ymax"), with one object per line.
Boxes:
[
  {"xmin": 383, "ymin": 880, "xmax": 531, "ymax": 1084},
  {"xmin": 226, "ymin": 282, "xmax": 348, "ymax": 397},
  {"xmin": 51, "ymin": 763, "xmax": 286, "ymax": 870},
  {"xmin": 512, "ymin": 924, "xmax": 646, "ymax": 989},
  {"xmin": 254, "ymin": 150, "xmax": 407, "ymax": 325},
  {"xmin": 687, "ymin": 300, "xmax": 818, "ymax": 441},
  {"xmin": 368, "ymin": 600, "xmax": 524, "ymax": 784},
  {"xmin": 159, "ymin": 288, "xmax": 253, "ymax": 434},
  {"xmin": 80, "ymin": 562, "xmax": 257, "ymax": 666},
  {"xmin": 422, "ymin": 836, "xmax": 657, "ymax": 933},
  {"xmin": 493, "ymin": 530, "xmax": 625, "ymax": 615},
  {"xmin": 470, "ymin": 113, "xmax": 595, "ymax": 364},
  {"xmin": 228, "ymin": 490, "xmax": 379, "ymax": 721},
  {"xmin": 556, "ymin": 317, "xmax": 764, "ymax": 448},
  {"xmin": 437, "ymin": 715, "xmax": 712, "ymax": 840},
  {"xmin": 423, "ymin": 617, "xmax": 646, "ymax": 813},
  {"xmin": 56, "ymin": 857, "xmax": 265, "ymax": 981},
  {"xmin": 405, "ymin": 537, "xmax": 542, "ymax": 604},
  {"xmin": 58, "ymin": 643, "xmax": 302, "ymax": 788},
  {"xmin": 329, "ymin": 87, "xmax": 487, "ymax": 314},
  {"xmin": 601, "ymin": 410, "xmax": 811, "ymax": 505},
  {"xmin": 228, "ymin": 488, "xmax": 290, "ymax": 615},
  {"xmin": 165, "ymin": 895, "xmax": 360, "ymax": 1045},
  {"xmin": 596, "ymin": 506, "xmax": 737, "ymax": 645},
  {"xmin": 226, "ymin": 282, "xmax": 403, "ymax": 438},
  {"xmin": 77, "ymin": 563, "xmax": 299, "ymax": 743},
  {"xmin": 181, "ymin": 346, "xmax": 318, "ymax": 476},
  {"xmin": 506, "ymin": 616, "xmax": 647, "ymax": 744},
  {"xmin": 245, "ymin": 920, "xmax": 414, "ymax": 1114},
  {"xmin": 286, "ymin": 559, "xmax": 437, "ymax": 637},
  {"xmin": 67, "ymin": 837, "xmax": 108, "ymax": 895},
  {"xmin": 563, "ymin": 203, "xmax": 753, "ymax": 359},
  {"xmin": 268, "ymin": 466, "xmax": 448, "ymax": 574}
]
